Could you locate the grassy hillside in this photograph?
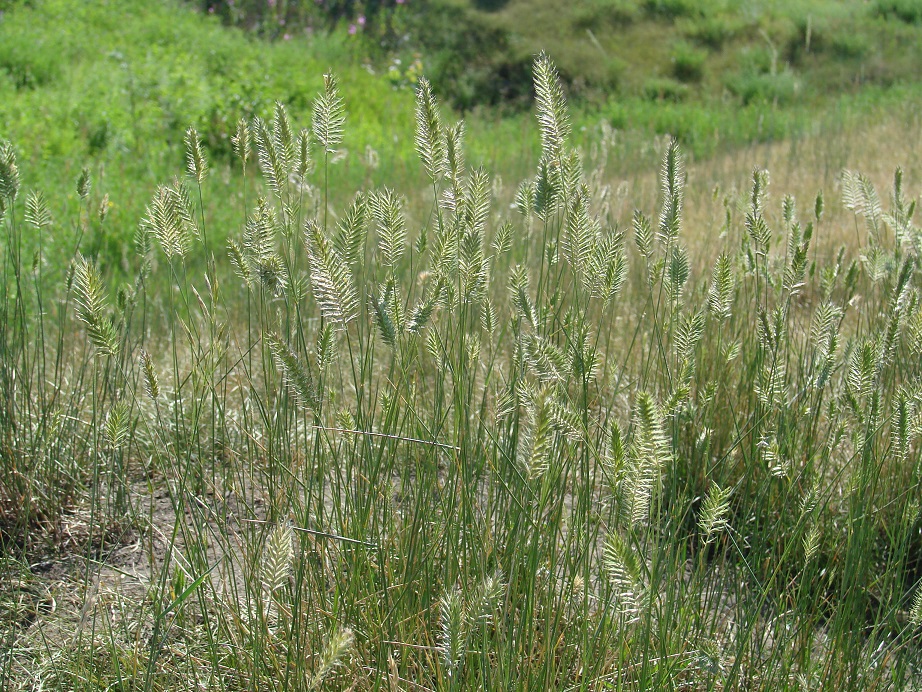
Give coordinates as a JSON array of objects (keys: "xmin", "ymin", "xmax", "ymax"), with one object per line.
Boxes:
[
  {"xmin": 0, "ymin": 0, "xmax": 427, "ymax": 268},
  {"xmin": 200, "ymin": 0, "xmax": 922, "ymax": 109},
  {"xmin": 6, "ymin": 0, "xmax": 922, "ymax": 279},
  {"xmin": 472, "ymin": 1, "xmax": 895, "ymax": 88},
  {"xmin": 407, "ymin": 0, "xmax": 922, "ymax": 105}
]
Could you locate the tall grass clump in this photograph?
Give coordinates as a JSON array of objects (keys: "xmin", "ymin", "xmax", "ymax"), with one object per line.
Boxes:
[{"xmin": 3, "ymin": 54, "xmax": 922, "ymax": 690}]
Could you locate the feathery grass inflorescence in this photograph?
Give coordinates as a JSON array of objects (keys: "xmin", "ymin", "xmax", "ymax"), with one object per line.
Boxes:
[
  {"xmin": 232, "ymin": 118, "xmax": 251, "ymax": 168},
  {"xmin": 73, "ymin": 255, "xmax": 119, "ymax": 356},
  {"xmin": 309, "ymin": 627, "xmax": 354, "ymax": 689},
  {"xmin": 305, "ymin": 219, "xmax": 357, "ymax": 329},
  {"xmin": 313, "ymin": 73, "xmax": 345, "ymax": 155},
  {"xmin": 261, "ymin": 522, "xmax": 294, "ymax": 597},
  {"xmin": 533, "ymin": 51, "xmax": 570, "ymax": 163},
  {"xmin": 184, "ymin": 126, "xmax": 208, "ymax": 185},
  {"xmin": 415, "ymin": 77, "xmax": 446, "ymax": 183},
  {"xmin": 620, "ymin": 391, "xmax": 671, "ymax": 528},
  {"xmin": 24, "ymin": 190, "xmax": 51, "ymax": 231},
  {"xmin": 373, "ymin": 188, "xmax": 407, "ymax": 273},
  {"xmin": 255, "ymin": 117, "xmax": 287, "ymax": 202},
  {"xmin": 0, "ymin": 140, "xmax": 20, "ymax": 204},
  {"xmin": 438, "ymin": 587, "xmax": 466, "ymax": 679},
  {"xmin": 139, "ymin": 349, "xmax": 160, "ymax": 400},
  {"xmin": 698, "ymin": 483, "xmax": 732, "ymax": 543},
  {"xmin": 267, "ymin": 333, "xmax": 320, "ymax": 411},
  {"xmin": 144, "ymin": 182, "xmax": 195, "ymax": 259}
]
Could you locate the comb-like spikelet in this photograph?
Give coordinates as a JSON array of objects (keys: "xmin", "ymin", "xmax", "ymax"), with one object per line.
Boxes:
[
  {"xmin": 296, "ymin": 127, "xmax": 312, "ymax": 181},
  {"xmin": 0, "ymin": 140, "xmax": 20, "ymax": 202},
  {"xmin": 139, "ymin": 349, "xmax": 160, "ymax": 400},
  {"xmin": 255, "ymin": 117, "xmax": 286, "ymax": 200},
  {"xmin": 232, "ymin": 117, "xmax": 250, "ymax": 169},
  {"xmin": 699, "ymin": 483, "xmax": 732, "ymax": 543},
  {"xmin": 707, "ymin": 254, "xmax": 734, "ymax": 321},
  {"xmin": 25, "ymin": 190, "xmax": 52, "ymax": 230},
  {"xmin": 304, "ymin": 219, "xmax": 357, "ymax": 328},
  {"xmin": 666, "ymin": 245, "xmax": 690, "ymax": 302},
  {"xmin": 267, "ymin": 333, "xmax": 319, "ymax": 411},
  {"xmin": 624, "ymin": 392, "xmax": 670, "ymax": 527},
  {"xmin": 444, "ymin": 120, "xmax": 465, "ymax": 192},
  {"xmin": 309, "ymin": 627, "xmax": 354, "ymax": 690},
  {"xmin": 104, "ymin": 401, "xmax": 131, "ymax": 449},
  {"xmin": 74, "ymin": 254, "xmax": 119, "ymax": 356},
  {"xmin": 439, "ymin": 587, "xmax": 465, "ymax": 678},
  {"xmin": 603, "ymin": 531, "xmax": 644, "ymax": 616},
  {"xmin": 261, "ymin": 522, "xmax": 293, "ymax": 596},
  {"xmin": 333, "ymin": 193, "xmax": 368, "ymax": 267},
  {"xmin": 533, "ymin": 51, "xmax": 570, "ymax": 160},
  {"xmin": 373, "ymin": 188, "xmax": 407, "ymax": 270},
  {"xmin": 657, "ymin": 138, "xmax": 684, "ymax": 246},
  {"xmin": 563, "ymin": 185, "xmax": 597, "ymax": 276},
  {"xmin": 313, "ymin": 73, "xmax": 345, "ymax": 154},
  {"xmin": 76, "ymin": 167, "xmax": 91, "ymax": 200},
  {"xmin": 272, "ymin": 101, "xmax": 294, "ymax": 173},
  {"xmin": 184, "ymin": 126, "xmax": 208, "ymax": 184},
  {"xmin": 415, "ymin": 77, "xmax": 446, "ymax": 182},
  {"xmin": 144, "ymin": 184, "xmax": 192, "ymax": 259},
  {"xmin": 911, "ymin": 589, "xmax": 922, "ymax": 628}
]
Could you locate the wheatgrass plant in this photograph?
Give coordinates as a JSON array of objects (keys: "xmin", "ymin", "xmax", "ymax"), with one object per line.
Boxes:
[{"xmin": 4, "ymin": 54, "xmax": 922, "ymax": 691}]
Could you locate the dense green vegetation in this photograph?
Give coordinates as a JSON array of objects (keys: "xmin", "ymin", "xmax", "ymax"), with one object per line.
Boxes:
[
  {"xmin": 0, "ymin": 0, "xmax": 412, "ymax": 267},
  {"xmin": 197, "ymin": 0, "xmax": 922, "ymax": 109},
  {"xmin": 5, "ymin": 0, "xmax": 922, "ymax": 276}
]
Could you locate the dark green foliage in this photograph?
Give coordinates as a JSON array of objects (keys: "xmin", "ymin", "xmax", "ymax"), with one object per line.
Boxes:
[
  {"xmin": 876, "ymin": 0, "xmax": 922, "ymax": 23},
  {"xmin": 0, "ymin": 22, "xmax": 60, "ymax": 90},
  {"xmin": 684, "ymin": 14, "xmax": 739, "ymax": 49},
  {"xmin": 726, "ymin": 68, "xmax": 798, "ymax": 106},
  {"xmin": 671, "ymin": 41, "xmax": 706, "ymax": 83},
  {"xmin": 643, "ymin": 0, "xmax": 699, "ymax": 20},
  {"xmin": 643, "ymin": 77, "xmax": 689, "ymax": 102},
  {"xmin": 406, "ymin": 2, "xmax": 533, "ymax": 110},
  {"xmin": 199, "ymin": 0, "xmax": 407, "ymax": 39},
  {"xmin": 168, "ymin": 0, "xmax": 922, "ymax": 124},
  {"xmin": 570, "ymin": 0, "xmax": 641, "ymax": 29}
]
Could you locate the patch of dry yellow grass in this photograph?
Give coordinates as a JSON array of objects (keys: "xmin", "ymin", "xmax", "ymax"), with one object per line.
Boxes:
[{"xmin": 602, "ymin": 102, "xmax": 922, "ymax": 270}]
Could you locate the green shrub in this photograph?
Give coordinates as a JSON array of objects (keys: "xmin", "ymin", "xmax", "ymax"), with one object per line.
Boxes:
[
  {"xmin": 198, "ymin": 0, "xmax": 408, "ymax": 39},
  {"xmin": 0, "ymin": 33, "xmax": 60, "ymax": 90},
  {"xmin": 786, "ymin": 15, "xmax": 871, "ymax": 64},
  {"xmin": 571, "ymin": 0, "xmax": 641, "ymax": 28},
  {"xmin": 830, "ymin": 32, "xmax": 870, "ymax": 59},
  {"xmin": 683, "ymin": 14, "xmax": 742, "ymax": 49},
  {"xmin": 726, "ymin": 67, "xmax": 799, "ymax": 105},
  {"xmin": 876, "ymin": 0, "xmax": 922, "ymax": 23},
  {"xmin": 671, "ymin": 40, "xmax": 707, "ymax": 82},
  {"xmin": 643, "ymin": 76, "xmax": 690, "ymax": 101},
  {"xmin": 408, "ymin": 2, "xmax": 533, "ymax": 110},
  {"xmin": 643, "ymin": 0, "xmax": 701, "ymax": 20},
  {"xmin": 0, "ymin": 0, "xmax": 33, "ymax": 10}
]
